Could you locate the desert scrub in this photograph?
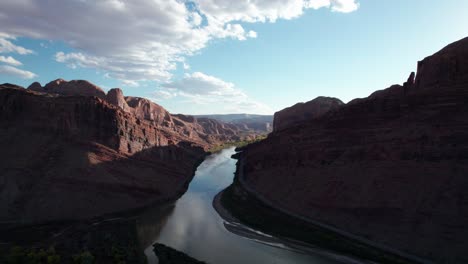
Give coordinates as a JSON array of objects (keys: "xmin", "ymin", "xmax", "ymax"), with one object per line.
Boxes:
[{"xmin": 209, "ymin": 134, "xmax": 267, "ymax": 153}]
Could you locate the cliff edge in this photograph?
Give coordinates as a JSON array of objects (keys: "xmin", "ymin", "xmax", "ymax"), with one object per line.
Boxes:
[{"xmin": 228, "ymin": 37, "xmax": 468, "ymax": 263}]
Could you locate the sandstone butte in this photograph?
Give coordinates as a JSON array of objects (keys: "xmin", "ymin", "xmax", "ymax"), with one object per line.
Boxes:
[
  {"xmin": 230, "ymin": 36, "xmax": 468, "ymax": 263},
  {"xmin": 0, "ymin": 79, "xmax": 262, "ymax": 223}
]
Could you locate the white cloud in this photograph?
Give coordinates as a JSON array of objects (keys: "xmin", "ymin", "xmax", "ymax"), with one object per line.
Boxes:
[
  {"xmin": 163, "ymin": 72, "xmax": 241, "ymax": 96},
  {"xmin": 330, "ymin": 0, "xmax": 359, "ymax": 13},
  {"xmin": 247, "ymin": 30, "xmax": 258, "ymax": 38},
  {"xmin": 0, "ymin": 34, "xmax": 34, "ymax": 55},
  {"xmin": 0, "ymin": 55, "xmax": 22, "ymax": 66},
  {"xmin": 153, "ymin": 89, "xmax": 177, "ymax": 100},
  {"xmin": 0, "ymin": 0, "xmax": 358, "ymax": 85},
  {"xmin": 121, "ymin": 79, "xmax": 140, "ymax": 87},
  {"xmin": 306, "ymin": 0, "xmax": 333, "ymax": 9},
  {"xmin": 0, "ymin": 65, "xmax": 37, "ymax": 79},
  {"xmin": 160, "ymin": 72, "xmax": 272, "ymax": 114}
]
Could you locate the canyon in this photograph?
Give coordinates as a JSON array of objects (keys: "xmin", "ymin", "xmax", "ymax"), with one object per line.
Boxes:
[
  {"xmin": 225, "ymin": 37, "xmax": 468, "ymax": 263},
  {"xmin": 0, "ymin": 79, "xmax": 263, "ymax": 223}
]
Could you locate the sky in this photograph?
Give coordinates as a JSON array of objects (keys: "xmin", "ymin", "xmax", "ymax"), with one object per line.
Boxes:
[{"xmin": 0, "ymin": 0, "xmax": 468, "ymax": 115}]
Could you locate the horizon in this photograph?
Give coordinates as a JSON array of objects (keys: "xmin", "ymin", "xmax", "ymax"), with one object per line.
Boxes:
[{"xmin": 1, "ymin": 1, "xmax": 468, "ymax": 115}]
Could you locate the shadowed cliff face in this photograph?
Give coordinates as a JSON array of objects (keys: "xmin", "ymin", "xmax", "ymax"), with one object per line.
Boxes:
[
  {"xmin": 0, "ymin": 77, "xmax": 270, "ymax": 223},
  {"xmin": 235, "ymin": 37, "xmax": 468, "ymax": 263},
  {"xmin": 273, "ymin": 96, "xmax": 344, "ymax": 132},
  {"xmin": 0, "ymin": 85, "xmax": 209, "ymax": 223}
]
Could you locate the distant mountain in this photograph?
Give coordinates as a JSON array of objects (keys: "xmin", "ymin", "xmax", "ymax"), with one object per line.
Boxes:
[
  {"xmin": 194, "ymin": 114, "xmax": 272, "ymax": 123},
  {"xmin": 194, "ymin": 114, "xmax": 273, "ymax": 133}
]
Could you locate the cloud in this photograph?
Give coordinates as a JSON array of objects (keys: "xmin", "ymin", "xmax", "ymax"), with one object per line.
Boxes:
[
  {"xmin": 0, "ymin": 65, "xmax": 37, "ymax": 79},
  {"xmin": 159, "ymin": 72, "xmax": 272, "ymax": 114},
  {"xmin": 330, "ymin": 0, "xmax": 359, "ymax": 13},
  {"xmin": 121, "ymin": 79, "xmax": 140, "ymax": 87},
  {"xmin": 305, "ymin": 0, "xmax": 359, "ymax": 12},
  {"xmin": 163, "ymin": 72, "xmax": 241, "ymax": 96},
  {"xmin": 0, "ymin": 34, "xmax": 36, "ymax": 78},
  {"xmin": 0, "ymin": 0, "xmax": 358, "ymax": 85},
  {"xmin": 247, "ymin": 31, "xmax": 258, "ymax": 38},
  {"xmin": 0, "ymin": 34, "xmax": 34, "ymax": 55},
  {"xmin": 0, "ymin": 55, "xmax": 22, "ymax": 66},
  {"xmin": 153, "ymin": 89, "xmax": 177, "ymax": 100}
]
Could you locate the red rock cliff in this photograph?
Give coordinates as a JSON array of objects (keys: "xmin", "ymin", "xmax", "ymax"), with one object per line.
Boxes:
[
  {"xmin": 273, "ymin": 96, "xmax": 344, "ymax": 132},
  {"xmin": 27, "ymin": 79, "xmax": 255, "ymax": 148},
  {"xmin": 28, "ymin": 79, "xmax": 106, "ymax": 98},
  {"xmin": 0, "ymin": 84, "xmax": 207, "ymax": 223},
  {"xmin": 234, "ymin": 37, "xmax": 468, "ymax": 263}
]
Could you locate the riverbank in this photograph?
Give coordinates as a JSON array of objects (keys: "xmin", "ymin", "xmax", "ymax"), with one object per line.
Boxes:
[
  {"xmin": 217, "ymin": 157, "xmax": 431, "ymax": 264},
  {"xmin": 214, "ymin": 191, "xmax": 375, "ymax": 264}
]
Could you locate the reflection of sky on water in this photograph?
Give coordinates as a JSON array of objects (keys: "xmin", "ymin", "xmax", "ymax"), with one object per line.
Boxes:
[{"xmin": 144, "ymin": 147, "xmax": 348, "ymax": 264}]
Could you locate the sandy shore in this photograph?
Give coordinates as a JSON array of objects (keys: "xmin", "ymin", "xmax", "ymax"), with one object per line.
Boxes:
[{"xmin": 212, "ymin": 191, "xmax": 371, "ymax": 264}]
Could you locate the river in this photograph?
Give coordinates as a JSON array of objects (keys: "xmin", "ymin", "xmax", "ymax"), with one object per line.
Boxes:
[{"xmin": 142, "ymin": 147, "xmax": 365, "ymax": 264}]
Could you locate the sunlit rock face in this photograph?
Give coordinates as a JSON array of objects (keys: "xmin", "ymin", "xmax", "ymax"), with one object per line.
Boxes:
[
  {"xmin": 25, "ymin": 79, "xmax": 261, "ymax": 149},
  {"xmin": 235, "ymin": 37, "xmax": 468, "ymax": 263},
  {"xmin": 106, "ymin": 88, "xmax": 131, "ymax": 112}
]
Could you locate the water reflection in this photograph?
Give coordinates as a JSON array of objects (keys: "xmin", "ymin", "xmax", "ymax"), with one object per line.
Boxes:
[
  {"xmin": 140, "ymin": 147, "xmax": 356, "ymax": 264},
  {"xmin": 136, "ymin": 204, "xmax": 175, "ymax": 250}
]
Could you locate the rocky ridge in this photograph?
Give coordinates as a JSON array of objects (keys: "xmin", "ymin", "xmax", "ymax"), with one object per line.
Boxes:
[
  {"xmin": 26, "ymin": 80, "xmax": 263, "ymax": 147},
  {"xmin": 195, "ymin": 114, "xmax": 273, "ymax": 134}
]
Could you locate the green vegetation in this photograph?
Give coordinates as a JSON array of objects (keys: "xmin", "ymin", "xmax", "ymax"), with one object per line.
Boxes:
[
  {"xmin": 72, "ymin": 251, "xmax": 94, "ymax": 264},
  {"xmin": 0, "ymin": 217, "xmax": 147, "ymax": 264},
  {"xmin": 221, "ymin": 183, "xmax": 421, "ymax": 264},
  {"xmin": 0, "ymin": 245, "xmax": 143, "ymax": 264},
  {"xmin": 208, "ymin": 134, "xmax": 267, "ymax": 153},
  {"xmin": 1, "ymin": 246, "xmax": 61, "ymax": 264}
]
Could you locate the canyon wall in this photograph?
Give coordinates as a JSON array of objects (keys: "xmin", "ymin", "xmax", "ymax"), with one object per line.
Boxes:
[
  {"xmin": 0, "ymin": 80, "xmax": 251, "ymax": 223},
  {"xmin": 233, "ymin": 37, "xmax": 468, "ymax": 263}
]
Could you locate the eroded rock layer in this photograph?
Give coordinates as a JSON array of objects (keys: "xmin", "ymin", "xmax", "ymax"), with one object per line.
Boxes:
[
  {"xmin": 234, "ymin": 37, "xmax": 468, "ymax": 263},
  {"xmin": 26, "ymin": 79, "xmax": 264, "ymax": 147},
  {"xmin": 0, "ymin": 81, "xmax": 243, "ymax": 223}
]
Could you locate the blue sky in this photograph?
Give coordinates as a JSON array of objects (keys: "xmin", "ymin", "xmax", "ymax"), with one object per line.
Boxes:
[{"xmin": 0, "ymin": 0, "xmax": 467, "ymax": 114}]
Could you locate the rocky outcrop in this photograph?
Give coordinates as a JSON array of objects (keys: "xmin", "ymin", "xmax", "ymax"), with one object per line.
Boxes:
[
  {"xmin": 27, "ymin": 81, "xmax": 42, "ymax": 91},
  {"xmin": 414, "ymin": 38, "xmax": 468, "ymax": 91},
  {"xmin": 273, "ymin": 97, "xmax": 343, "ymax": 132},
  {"xmin": 106, "ymin": 88, "xmax": 131, "ymax": 112},
  {"xmin": 124, "ymin": 96, "xmax": 174, "ymax": 128},
  {"xmin": 28, "ymin": 79, "xmax": 106, "ymax": 98},
  {"xmin": 229, "ymin": 37, "xmax": 468, "ymax": 263}
]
